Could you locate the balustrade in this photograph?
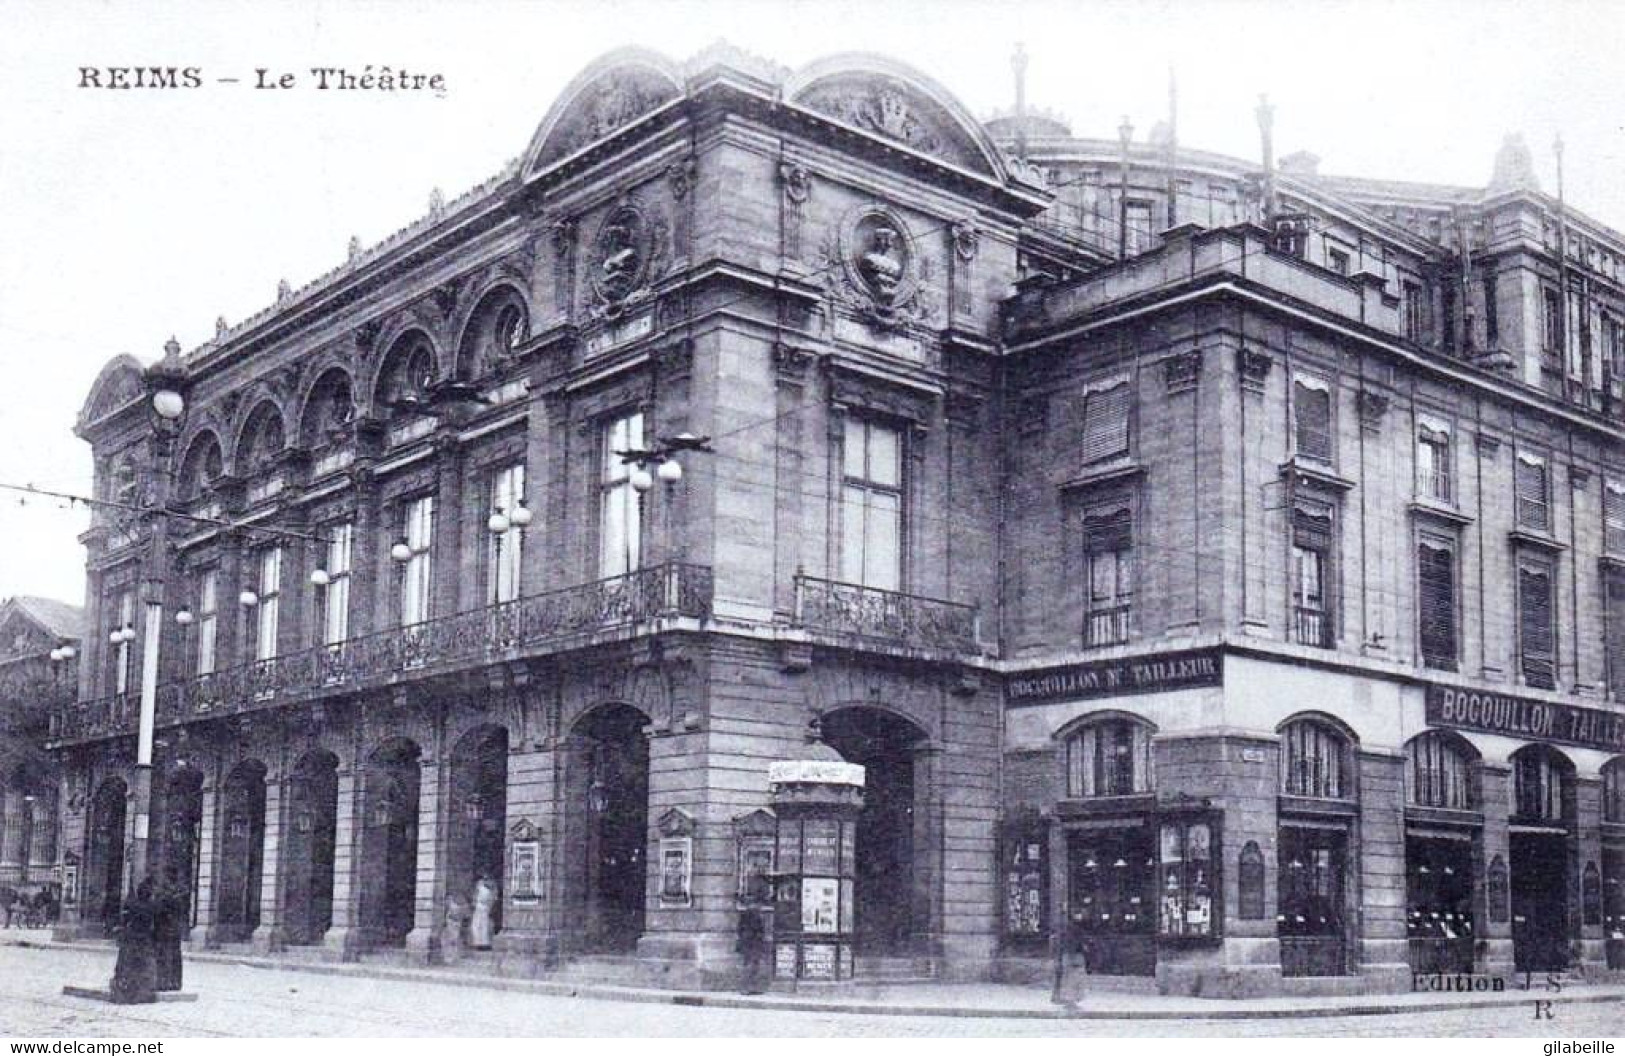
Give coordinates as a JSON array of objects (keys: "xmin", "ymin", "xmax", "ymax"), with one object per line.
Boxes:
[{"xmin": 792, "ymin": 574, "xmax": 980, "ymax": 654}]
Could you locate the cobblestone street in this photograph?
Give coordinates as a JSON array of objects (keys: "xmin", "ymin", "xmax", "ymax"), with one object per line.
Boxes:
[{"xmin": 0, "ymin": 944, "xmax": 1619, "ymax": 1037}]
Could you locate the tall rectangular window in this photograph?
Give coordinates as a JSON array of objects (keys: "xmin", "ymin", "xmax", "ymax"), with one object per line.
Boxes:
[
  {"xmin": 839, "ymin": 417, "xmax": 903, "ymax": 592},
  {"xmin": 1291, "ymin": 502, "xmax": 1334, "ymax": 648},
  {"xmin": 599, "ymin": 412, "xmax": 644, "ymax": 579},
  {"xmin": 488, "ymin": 463, "xmax": 526, "ymax": 604},
  {"xmin": 1083, "ymin": 502, "xmax": 1133, "ymax": 646},
  {"xmin": 1417, "ymin": 418, "xmax": 1452, "ymax": 502},
  {"xmin": 1517, "ymin": 556, "xmax": 1556, "ymax": 690},
  {"xmin": 1606, "ymin": 567, "xmax": 1625, "ymax": 699},
  {"xmin": 255, "ymin": 547, "xmax": 281, "ymax": 662},
  {"xmin": 1483, "ymin": 274, "xmax": 1500, "ymax": 347},
  {"xmin": 195, "ymin": 570, "xmax": 217, "ymax": 676},
  {"xmin": 1123, "ymin": 200, "xmax": 1155, "ymax": 256},
  {"xmin": 400, "ymin": 496, "xmax": 434, "ymax": 626},
  {"xmin": 112, "ymin": 589, "xmax": 133, "ymax": 695},
  {"xmin": 1606, "ymin": 480, "xmax": 1625, "ymax": 555},
  {"xmin": 1418, "ymin": 538, "xmax": 1458, "ymax": 671},
  {"xmin": 1081, "ymin": 381, "xmax": 1132, "ymax": 464},
  {"xmin": 1440, "ymin": 279, "xmax": 1457, "ymax": 354},
  {"xmin": 1544, "ymin": 286, "xmax": 1565, "ymax": 355},
  {"xmin": 1403, "ymin": 279, "xmax": 1426, "ymax": 341},
  {"xmin": 321, "ymin": 522, "xmax": 353, "ymax": 646},
  {"xmin": 1293, "ymin": 376, "xmax": 1333, "ymax": 464},
  {"xmin": 1514, "ymin": 452, "xmax": 1550, "ymax": 532}
]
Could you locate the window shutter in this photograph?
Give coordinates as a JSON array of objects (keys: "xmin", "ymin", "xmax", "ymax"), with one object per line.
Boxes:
[
  {"xmin": 1083, "ymin": 503, "xmax": 1133, "ymax": 553},
  {"xmin": 1519, "ymin": 564, "xmax": 1555, "ymax": 688},
  {"xmin": 1606, "ymin": 482, "xmax": 1625, "ymax": 554},
  {"xmin": 1515, "ymin": 455, "xmax": 1549, "ymax": 530},
  {"xmin": 1293, "ymin": 381, "xmax": 1332, "ymax": 461},
  {"xmin": 1081, "ymin": 383, "xmax": 1131, "ymax": 464},
  {"xmin": 1292, "ymin": 505, "xmax": 1333, "ymax": 551},
  {"xmin": 1418, "ymin": 542, "xmax": 1457, "ymax": 668},
  {"xmin": 1607, "ymin": 569, "xmax": 1625, "ymax": 697}
]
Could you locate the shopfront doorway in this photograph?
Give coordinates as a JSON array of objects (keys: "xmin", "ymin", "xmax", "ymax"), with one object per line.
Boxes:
[
  {"xmin": 1066, "ymin": 822, "xmax": 1156, "ymax": 976},
  {"xmin": 83, "ymin": 777, "xmax": 126, "ymax": 934},
  {"xmin": 447, "ymin": 726, "xmax": 507, "ymax": 940},
  {"xmin": 1511, "ymin": 830, "xmax": 1571, "ymax": 972},
  {"xmin": 159, "ymin": 768, "xmax": 203, "ymax": 929},
  {"xmin": 1278, "ymin": 825, "xmax": 1349, "ymax": 976},
  {"xmin": 1405, "ymin": 833, "xmax": 1475, "ymax": 974}
]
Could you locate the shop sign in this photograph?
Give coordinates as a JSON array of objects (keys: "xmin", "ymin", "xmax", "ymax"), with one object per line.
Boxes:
[
  {"xmin": 1006, "ymin": 648, "xmax": 1222, "ymax": 708},
  {"xmin": 1425, "ymin": 684, "xmax": 1625, "ymax": 752},
  {"xmin": 768, "ymin": 760, "xmax": 866, "ymax": 787}
]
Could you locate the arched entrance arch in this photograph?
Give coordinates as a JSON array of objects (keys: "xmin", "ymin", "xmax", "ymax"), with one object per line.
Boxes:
[
  {"xmin": 359, "ymin": 739, "xmax": 421, "ymax": 948},
  {"xmin": 158, "ymin": 767, "xmax": 204, "ymax": 931},
  {"xmin": 83, "ymin": 777, "xmax": 127, "ymax": 933},
  {"xmin": 566, "ymin": 703, "xmax": 649, "ymax": 954},
  {"xmin": 820, "ymin": 706, "xmax": 930, "ymax": 956},
  {"xmin": 215, "ymin": 760, "xmax": 268, "ymax": 942},
  {"xmin": 448, "ymin": 726, "xmax": 508, "ymax": 942},
  {"xmin": 282, "ymin": 750, "xmax": 339, "ymax": 946}
]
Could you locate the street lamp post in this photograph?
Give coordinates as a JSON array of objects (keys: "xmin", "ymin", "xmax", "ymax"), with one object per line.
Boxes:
[{"xmin": 127, "ymin": 340, "xmax": 187, "ymax": 891}]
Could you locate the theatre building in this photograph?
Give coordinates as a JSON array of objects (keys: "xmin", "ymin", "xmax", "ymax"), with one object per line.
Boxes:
[{"xmin": 48, "ymin": 44, "xmax": 1625, "ymax": 994}]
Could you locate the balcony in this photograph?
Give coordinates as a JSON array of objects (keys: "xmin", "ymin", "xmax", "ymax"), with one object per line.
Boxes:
[
  {"xmin": 1084, "ymin": 602, "xmax": 1131, "ymax": 648},
  {"xmin": 1291, "ymin": 605, "xmax": 1332, "ymax": 648},
  {"xmin": 48, "ymin": 562, "xmax": 713, "ymax": 745},
  {"xmin": 792, "ymin": 574, "xmax": 981, "ymax": 656}
]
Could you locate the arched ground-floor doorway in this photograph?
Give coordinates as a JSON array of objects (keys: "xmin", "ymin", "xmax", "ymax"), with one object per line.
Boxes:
[
  {"xmin": 282, "ymin": 750, "xmax": 338, "ymax": 946},
  {"xmin": 568, "ymin": 704, "xmax": 649, "ymax": 954},
  {"xmin": 448, "ymin": 726, "xmax": 508, "ymax": 942},
  {"xmin": 215, "ymin": 759, "xmax": 267, "ymax": 942},
  {"xmin": 821, "ymin": 707, "xmax": 929, "ymax": 956},
  {"xmin": 83, "ymin": 778, "xmax": 127, "ymax": 934},
  {"xmin": 358, "ymin": 740, "xmax": 421, "ymax": 949}
]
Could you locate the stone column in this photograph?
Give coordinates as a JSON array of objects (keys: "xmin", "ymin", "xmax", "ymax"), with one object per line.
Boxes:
[
  {"xmin": 323, "ymin": 763, "xmax": 363, "ymax": 960},
  {"xmin": 0, "ymin": 788, "xmax": 25, "ymax": 885},
  {"xmin": 28, "ymin": 789, "xmax": 58, "ymax": 883},
  {"xmin": 1576, "ymin": 776, "xmax": 1606, "ymax": 974},
  {"xmin": 1356, "ymin": 750, "xmax": 1409, "ymax": 990},
  {"xmin": 191, "ymin": 776, "xmax": 219, "ymax": 945},
  {"xmin": 1478, "ymin": 764, "xmax": 1514, "ymax": 977},
  {"xmin": 910, "ymin": 742, "xmax": 946, "ymax": 963},
  {"xmin": 404, "ymin": 756, "xmax": 443, "ymax": 964},
  {"xmin": 250, "ymin": 770, "xmax": 286, "ymax": 952},
  {"xmin": 495, "ymin": 736, "xmax": 561, "ymax": 974}
]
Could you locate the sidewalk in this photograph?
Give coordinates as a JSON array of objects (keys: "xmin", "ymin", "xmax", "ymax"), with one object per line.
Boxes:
[{"xmin": 6, "ymin": 932, "xmax": 1622, "ymax": 1021}]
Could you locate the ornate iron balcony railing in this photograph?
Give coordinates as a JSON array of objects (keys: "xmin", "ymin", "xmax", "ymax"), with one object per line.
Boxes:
[
  {"xmin": 792, "ymin": 574, "xmax": 980, "ymax": 655},
  {"xmin": 49, "ymin": 562, "xmax": 712, "ymax": 744}
]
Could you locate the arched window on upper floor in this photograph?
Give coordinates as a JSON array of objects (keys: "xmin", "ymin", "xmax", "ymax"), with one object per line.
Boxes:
[
  {"xmin": 455, "ymin": 287, "xmax": 528, "ymax": 382},
  {"xmin": 176, "ymin": 434, "xmax": 223, "ymax": 503},
  {"xmin": 1279, "ymin": 715, "xmax": 1354, "ymax": 800},
  {"xmin": 1062, "ymin": 713, "xmax": 1154, "ymax": 798}
]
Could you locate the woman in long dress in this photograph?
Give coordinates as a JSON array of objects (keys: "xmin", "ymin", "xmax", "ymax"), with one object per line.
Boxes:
[
  {"xmin": 110, "ymin": 877, "xmax": 158, "ymax": 1004},
  {"xmin": 469, "ymin": 877, "xmax": 496, "ymax": 950}
]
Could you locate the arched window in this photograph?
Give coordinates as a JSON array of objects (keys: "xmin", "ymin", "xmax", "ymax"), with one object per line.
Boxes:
[
  {"xmin": 378, "ymin": 334, "xmax": 436, "ymax": 415},
  {"xmin": 239, "ymin": 405, "xmax": 285, "ymax": 474},
  {"xmin": 1407, "ymin": 732, "xmax": 1478, "ymax": 810},
  {"xmin": 177, "ymin": 436, "xmax": 223, "ymax": 502},
  {"xmin": 1603, "ymin": 757, "xmax": 1625, "ymax": 824},
  {"xmin": 1064, "ymin": 714, "xmax": 1153, "ymax": 798},
  {"xmin": 1511, "ymin": 744, "xmax": 1572, "ymax": 822},
  {"xmin": 300, "ymin": 370, "xmax": 354, "ymax": 448},
  {"xmin": 454, "ymin": 290, "xmax": 528, "ymax": 381},
  {"xmin": 1280, "ymin": 717, "xmax": 1351, "ymax": 799}
]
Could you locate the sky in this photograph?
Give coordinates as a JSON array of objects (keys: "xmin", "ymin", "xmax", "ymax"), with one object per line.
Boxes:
[{"xmin": 1, "ymin": 0, "xmax": 1622, "ymax": 609}]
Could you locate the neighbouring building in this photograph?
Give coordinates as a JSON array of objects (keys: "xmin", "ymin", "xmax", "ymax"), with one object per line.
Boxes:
[
  {"xmin": 51, "ymin": 44, "xmax": 1625, "ymax": 995},
  {"xmin": 0, "ymin": 596, "xmax": 80, "ymax": 899}
]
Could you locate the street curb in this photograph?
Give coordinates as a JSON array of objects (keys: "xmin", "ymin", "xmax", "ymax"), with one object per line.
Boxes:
[{"xmin": 11, "ymin": 936, "xmax": 1625, "ymax": 1022}]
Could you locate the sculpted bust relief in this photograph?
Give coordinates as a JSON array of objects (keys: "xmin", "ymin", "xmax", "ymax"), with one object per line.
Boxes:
[{"xmin": 859, "ymin": 225, "xmax": 905, "ymax": 303}]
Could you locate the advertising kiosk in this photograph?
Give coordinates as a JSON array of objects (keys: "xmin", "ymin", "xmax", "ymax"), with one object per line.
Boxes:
[{"xmin": 768, "ymin": 739, "xmax": 865, "ymax": 983}]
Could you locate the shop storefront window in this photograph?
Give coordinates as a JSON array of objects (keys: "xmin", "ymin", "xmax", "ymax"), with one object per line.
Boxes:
[
  {"xmin": 1406, "ymin": 834, "xmax": 1475, "ymax": 973},
  {"xmin": 1158, "ymin": 818, "xmax": 1217, "ymax": 941},
  {"xmin": 1066, "ymin": 824, "xmax": 1156, "ymax": 975},
  {"xmin": 1278, "ymin": 825, "xmax": 1349, "ymax": 977}
]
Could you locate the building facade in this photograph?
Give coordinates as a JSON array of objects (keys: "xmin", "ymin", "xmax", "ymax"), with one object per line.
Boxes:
[
  {"xmin": 0, "ymin": 596, "xmax": 79, "ymax": 898},
  {"xmin": 52, "ymin": 45, "xmax": 1625, "ymax": 995}
]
